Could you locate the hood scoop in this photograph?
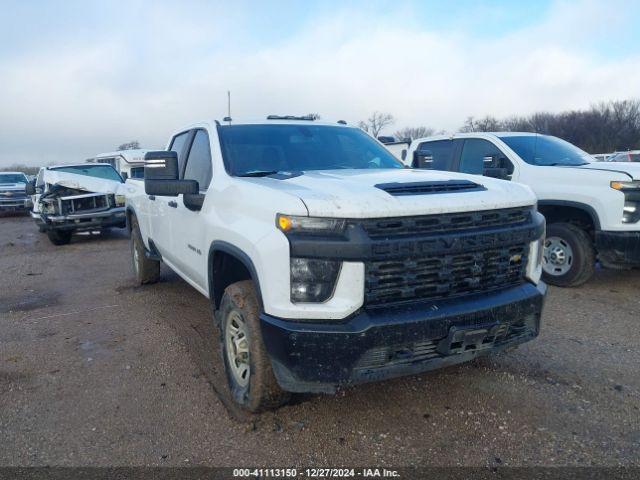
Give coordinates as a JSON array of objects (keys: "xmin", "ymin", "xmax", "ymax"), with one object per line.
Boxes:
[{"xmin": 375, "ymin": 180, "xmax": 486, "ymax": 196}]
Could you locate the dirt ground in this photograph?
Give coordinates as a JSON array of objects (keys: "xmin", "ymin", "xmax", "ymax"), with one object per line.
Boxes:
[{"xmin": 1, "ymin": 214, "xmax": 638, "ymax": 467}]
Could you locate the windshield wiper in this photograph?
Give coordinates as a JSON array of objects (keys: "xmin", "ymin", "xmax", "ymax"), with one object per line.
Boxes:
[{"xmin": 237, "ymin": 170, "xmax": 279, "ymax": 177}]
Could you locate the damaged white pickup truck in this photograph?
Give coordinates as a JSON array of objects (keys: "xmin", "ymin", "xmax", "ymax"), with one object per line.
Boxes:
[{"xmin": 27, "ymin": 163, "xmax": 127, "ymax": 245}]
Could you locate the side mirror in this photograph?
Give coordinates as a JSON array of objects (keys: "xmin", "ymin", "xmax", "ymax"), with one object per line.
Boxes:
[
  {"xmin": 144, "ymin": 151, "xmax": 180, "ymax": 180},
  {"xmin": 483, "ymin": 167, "xmax": 510, "ymax": 180},
  {"xmin": 144, "ymin": 151, "xmax": 198, "ymax": 197},
  {"xmin": 121, "ymin": 172, "xmax": 128, "ymax": 181},
  {"xmin": 25, "ymin": 181, "xmax": 36, "ymax": 195}
]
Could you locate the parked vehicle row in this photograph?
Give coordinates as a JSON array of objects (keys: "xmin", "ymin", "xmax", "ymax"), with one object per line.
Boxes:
[
  {"xmin": 7, "ymin": 116, "xmax": 639, "ymax": 414},
  {"xmin": 400, "ymin": 132, "xmax": 640, "ymax": 287}
]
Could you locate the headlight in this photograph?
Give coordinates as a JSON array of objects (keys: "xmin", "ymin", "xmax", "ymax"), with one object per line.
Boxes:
[
  {"xmin": 115, "ymin": 195, "xmax": 126, "ymax": 207},
  {"xmin": 276, "ymin": 214, "xmax": 346, "ymax": 235},
  {"xmin": 526, "ymin": 218, "xmax": 545, "ymax": 284},
  {"xmin": 290, "ymin": 258, "xmax": 341, "ymax": 303},
  {"xmin": 611, "ymin": 181, "xmax": 640, "ymax": 223},
  {"xmin": 42, "ymin": 202, "xmax": 56, "ymax": 214},
  {"xmin": 610, "ymin": 181, "xmax": 640, "ymax": 191}
]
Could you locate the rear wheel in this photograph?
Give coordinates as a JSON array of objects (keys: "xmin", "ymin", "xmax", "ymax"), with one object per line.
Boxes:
[
  {"xmin": 542, "ymin": 223, "xmax": 595, "ymax": 287},
  {"xmin": 46, "ymin": 229, "xmax": 72, "ymax": 246},
  {"xmin": 130, "ymin": 216, "xmax": 160, "ymax": 284},
  {"xmin": 219, "ymin": 280, "xmax": 290, "ymax": 412}
]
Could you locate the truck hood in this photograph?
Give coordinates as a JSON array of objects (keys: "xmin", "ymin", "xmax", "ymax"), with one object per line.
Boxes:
[
  {"xmin": 251, "ymin": 169, "xmax": 535, "ymax": 218},
  {"xmin": 577, "ymin": 162, "xmax": 640, "ymax": 180},
  {"xmin": 0, "ymin": 183, "xmax": 27, "ymax": 192},
  {"xmin": 44, "ymin": 170, "xmax": 125, "ymax": 194}
]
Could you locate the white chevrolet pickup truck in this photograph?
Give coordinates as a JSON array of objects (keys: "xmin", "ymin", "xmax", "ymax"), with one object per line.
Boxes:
[
  {"xmin": 126, "ymin": 117, "xmax": 546, "ymax": 412},
  {"xmin": 407, "ymin": 133, "xmax": 640, "ymax": 287}
]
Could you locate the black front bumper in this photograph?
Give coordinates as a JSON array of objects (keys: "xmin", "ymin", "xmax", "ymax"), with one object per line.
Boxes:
[
  {"xmin": 596, "ymin": 230, "xmax": 640, "ymax": 267},
  {"xmin": 42, "ymin": 210, "xmax": 126, "ymax": 232},
  {"xmin": 261, "ymin": 282, "xmax": 546, "ymax": 393}
]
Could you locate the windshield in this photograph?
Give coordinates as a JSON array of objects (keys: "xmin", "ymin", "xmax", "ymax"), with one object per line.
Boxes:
[
  {"xmin": 0, "ymin": 173, "xmax": 28, "ymax": 184},
  {"xmin": 51, "ymin": 165, "xmax": 123, "ymax": 182},
  {"xmin": 218, "ymin": 124, "xmax": 404, "ymax": 176},
  {"xmin": 498, "ymin": 134, "xmax": 593, "ymax": 166}
]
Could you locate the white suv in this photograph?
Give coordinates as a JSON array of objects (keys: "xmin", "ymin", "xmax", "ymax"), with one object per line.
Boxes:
[
  {"xmin": 407, "ymin": 132, "xmax": 640, "ymax": 286},
  {"xmin": 125, "ymin": 118, "xmax": 546, "ymax": 412}
]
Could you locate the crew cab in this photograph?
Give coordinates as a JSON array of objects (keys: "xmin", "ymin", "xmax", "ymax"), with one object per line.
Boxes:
[
  {"xmin": 0, "ymin": 171, "xmax": 32, "ymax": 213},
  {"xmin": 126, "ymin": 117, "xmax": 546, "ymax": 412},
  {"xmin": 27, "ymin": 163, "xmax": 127, "ymax": 245},
  {"xmin": 406, "ymin": 133, "xmax": 640, "ymax": 286}
]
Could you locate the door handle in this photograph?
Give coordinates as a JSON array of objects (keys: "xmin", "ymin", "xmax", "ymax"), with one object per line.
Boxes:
[
  {"xmin": 168, "ymin": 200, "xmax": 178, "ymax": 208},
  {"xmin": 148, "ymin": 195, "xmax": 155, "ymax": 201}
]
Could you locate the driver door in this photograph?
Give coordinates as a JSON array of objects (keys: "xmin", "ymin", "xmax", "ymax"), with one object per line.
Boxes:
[
  {"xmin": 149, "ymin": 130, "xmax": 192, "ymax": 263},
  {"xmin": 170, "ymin": 128, "xmax": 213, "ymax": 291}
]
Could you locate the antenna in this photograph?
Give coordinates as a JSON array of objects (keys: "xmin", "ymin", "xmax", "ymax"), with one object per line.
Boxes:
[{"xmin": 227, "ymin": 90, "xmax": 231, "ymax": 124}]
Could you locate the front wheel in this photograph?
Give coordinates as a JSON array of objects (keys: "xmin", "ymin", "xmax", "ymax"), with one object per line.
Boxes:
[
  {"xmin": 542, "ymin": 223, "xmax": 595, "ymax": 287},
  {"xmin": 219, "ymin": 280, "xmax": 290, "ymax": 412},
  {"xmin": 130, "ymin": 216, "xmax": 160, "ymax": 284}
]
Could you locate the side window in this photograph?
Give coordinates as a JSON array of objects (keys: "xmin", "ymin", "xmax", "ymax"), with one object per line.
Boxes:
[
  {"xmin": 414, "ymin": 140, "xmax": 454, "ymax": 170},
  {"xmin": 183, "ymin": 129, "xmax": 213, "ymax": 192},
  {"xmin": 169, "ymin": 132, "xmax": 190, "ymax": 173},
  {"xmin": 460, "ymin": 139, "xmax": 514, "ymax": 178},
  {"xmin": 130, "ymin": 167, "xmax": 144, "ymax": 179}
]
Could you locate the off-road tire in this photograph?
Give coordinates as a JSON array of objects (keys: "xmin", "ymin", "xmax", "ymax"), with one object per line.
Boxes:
[
  {"xmin": 542, "ymin": 223, "xmax": 595, "ymax": 287},
  {"xmin": 46, "ymin": 229, "xmax": 72, "ymax": 246},
  {"xmin": 130, "ymin": 216, "xmax": 160, "ymax": 284},
  {"xmin": 219, "ymin": 280, "xmax": 290, "ymax": 412}
]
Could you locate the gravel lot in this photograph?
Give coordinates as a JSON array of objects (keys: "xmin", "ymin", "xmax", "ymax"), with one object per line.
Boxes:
[{"xmin": 1, "ymin": 214, "xmax": 639, "ymax": 467}]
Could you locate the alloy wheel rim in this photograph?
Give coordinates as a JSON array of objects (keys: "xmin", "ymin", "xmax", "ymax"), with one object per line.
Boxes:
[
  {"xmin": 225, "ymin": 310, "xmax": 250, "ymax": 387},
  {"xmin": 543, "ymin": 236, "xmax": 574, "ymax": 276}
]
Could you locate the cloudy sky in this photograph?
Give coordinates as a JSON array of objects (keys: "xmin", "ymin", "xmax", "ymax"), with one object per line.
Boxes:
[{"xmin": 1, "ymin": 0, "xmax": 639, "ymax": 167}]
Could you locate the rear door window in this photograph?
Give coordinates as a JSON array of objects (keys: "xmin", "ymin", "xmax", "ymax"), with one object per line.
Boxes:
[
  {"xmin": 169, "ymin": 131, "xmax": 191, "ymax": 174},
  {"xmin": 182, "ymin": 129, "xmax": 213, "ymax": 192},
  {"xmin": 413, "ymin": 140, "xmax": 454, "ymax": 170}
]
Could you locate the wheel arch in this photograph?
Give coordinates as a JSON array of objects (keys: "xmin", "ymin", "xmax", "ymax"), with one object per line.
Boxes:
[
  {"xmin": 208, "ymin": 241, "xmax": 263, "ymax": 312},
  {"xmin": 125, "ymin": 206, "xmax": 136, "ymax": 233},
  {"xmin": 537, "ymin": 200, "xmax": 601, "ymax": 233}
]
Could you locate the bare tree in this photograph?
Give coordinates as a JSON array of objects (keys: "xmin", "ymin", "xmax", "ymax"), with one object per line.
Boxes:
[
  {"xmin": 394, "ymin": 126, "xmax": 435, "ymax": 141},
  {"xmin": 358, "ymin": 111, "xmax": 395, "ymax": 137},
  {"xmin": 117, "ymin": 140, "xmax": 140, "ymax": 151},
  {"xmin": 459, "ymin": 116, "xmax": 476, "ymax": 133},
  {"xmin": 460, "ymin": 116, "xmax": 502, "ymax": 133},
  {"xmin": 456, "ymin": 99, "xmax": 640, "ymax": 153},
  {"xmin": 306, "ymin": 113, "xmax": 321, "ymax": 120},
  {"xmin": 0, "ymin": 164, "xmax": 40, "ymax": 175}
]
